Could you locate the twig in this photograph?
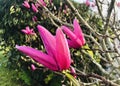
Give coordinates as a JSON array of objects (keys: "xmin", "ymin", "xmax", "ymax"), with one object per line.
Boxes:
[
  {"xmin": 77, "ymin": 73, "xmax": 119, "ymax": 86},
  {"xmin": 104, "ymin": 0, "xmax": 115, "ymax": 33},
  {"xmin": 102, "ymin": 39, "xmax": 113, "ymax": 61},
  {"xmin": 48, "ymin": 15, "xmax": 59, "ymax": 27},
  {"xmin": 43, "ymin": 6, "xmax": 73, "ymax": 27},
  {"xmin": 95, "ymin": 0, "xmax": 105, "ymax": 21},
  {"xmin": 84, "ymin": 34, "xmax": 103, "ymax": 51},
  {"xmin": 81, "ymin": 50, "xmax": 109, "ymax": 75},
  {"xmin": 66, "ymin": 0, "xmax": 102, "ymax": 37}
]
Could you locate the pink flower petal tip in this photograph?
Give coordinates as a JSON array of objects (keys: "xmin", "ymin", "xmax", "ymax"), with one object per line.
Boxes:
[
  {"xmin": 61, "ymin": 18, "xmax": 85, "ymax": 49},
  {"xmin": 31, "ymin": 3, "xmax": 38, "ymax": 13},
  {"xmin": 22, "ymin": 1, "xmax": 30, "ymax": 9},
  {"xmin": 37, "ymin": 0, "xmax": 46, "ymax": 7},
  {"xmin": 31, "ymin": 64, "xmax": 36, "ymax": 71}
]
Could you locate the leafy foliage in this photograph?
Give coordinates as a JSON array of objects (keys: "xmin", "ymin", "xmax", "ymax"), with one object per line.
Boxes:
[{"xmin": 1, "ymin": 0, "xmax": 120, "ymax": 85}]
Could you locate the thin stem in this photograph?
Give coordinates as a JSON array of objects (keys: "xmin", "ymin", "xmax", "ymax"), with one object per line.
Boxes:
[
  {"xmin": 95, "ymin": 0, "xmax": 105, "ymax": 21},
  {"xmin": 43, "ymin": 6, "xmax": 73, "ymax": 27},
  {"xmin": 104, "ymin": 0, "xmax": 115, "ymax": 33}
]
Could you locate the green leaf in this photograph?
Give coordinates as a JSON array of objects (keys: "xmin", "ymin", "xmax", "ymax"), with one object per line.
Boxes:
[
  {"xmin": 83, "ymin": 44, "xmax": 94, "ymax": 59},
  {"xmin": 63, "ymin": 71, "xmax": 81, "ymax": 86},
  {"xmin": 44, "ymin": 73, "xmax": 53, "ymax": 84},
  {"xmin": 10, "ymin": 6, "xmax": 15, "ymax": 14}
]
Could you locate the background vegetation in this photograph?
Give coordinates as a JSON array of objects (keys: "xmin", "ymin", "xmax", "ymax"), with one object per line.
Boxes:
[{"xmin": 0, "ymin": 0, "xmax": 120, "ymax": 86}]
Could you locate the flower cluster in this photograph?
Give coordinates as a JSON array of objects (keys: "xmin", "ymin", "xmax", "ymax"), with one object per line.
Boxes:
[
  {"xmin": 16, "ymin": 18, "xmax": 85, "ymax": 73},
  {"xmin": 21, "ymin": 26, "xmax": 35, "ymax": 35},
  {"xmin": 22, "ymin": 0, "xmax": 52, "ymax": 13}
]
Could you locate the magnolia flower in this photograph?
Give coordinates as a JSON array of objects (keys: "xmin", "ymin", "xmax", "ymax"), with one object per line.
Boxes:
[
  {"xmin": 35, "ymin": 3, "xmax": 41, "ymax": 8},
  {"xmin": 31, "ymin": 64, "xmax": 36, "ymax": 71},
  {"xmin": 86, "ymin": 0, "xmax": 95, "ymax": 7},
  {"xmin": 21, "ymin": 26, "xmax": 35, "ymax": 35},
  {"xmin": 32, "ymin": 16, "xmax": 37, "ymax": 22},
  {"xmin": 22, "ymin": 1, "xmax": 30, "ymax": 9},
  {"xmin": 86, "ymin": 0, "xmax": 90, "ymax": 6},
  {"xmin": 116, "ymin": 2, "xmax": 120, "ymax": 7},
  {"xmin": 70, "ymin": 67, "xmax": 76, "ymax": 78},
  {"xmin": 16, "ymin": 25, "xmax": 71, "ymax": 71},
  {"xmin": 61, "ymin": 18, "xmax": 85, "ymax": 48},
  {"xmin": 31, "ymin": 3, "xmax": 38, "ymax": 13},
  {"xmin": 37, "ymin": 0, "xmax": 46, "ymax": 7},
  {"xmin": 91, "ymin": 3, "xmax": 95, "ymax": 7},
  {"xmin": 49, "ymin": 0, "xmax": 52, "ymax": 4},
  {"xmin": 63, "ymin": 5, "xmax": 69, "ymax": 14}
]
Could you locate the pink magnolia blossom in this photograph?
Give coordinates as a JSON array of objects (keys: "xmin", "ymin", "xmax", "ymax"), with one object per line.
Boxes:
[
  {"xmin": 61, "ymin": 18, "xmax": 85, "ymax": 49},
  {"xmin": 31, "ymin": 3, "xmax": 38, "ymax": 13},
  {"xmin": 116, "ymin": 2, "xmax": 120, "ymax": 7},
  {"xmin": 21, "ymin": 26, "xmax": 35, "ymax": 35},
  {"xmin": 16, "ymin": 25, "xmax": 71, "ymax": 71},
  {"xmin": 31, "ymin": 64, "xmax": 36, "ymax": 71},
  {"xmin": 49, "ymin": 0, "xmax": 52, "ymax": 4},
  {"xmin": 37, "ymin": 0, "xmax": 46, "ymax": 7},
  {"xmin": 91, "ymin": 3, "xmax": 95, "ymax": 7},
  {"xmin": 85, "ymin": 0, "xmax": 95, "ymax": 7},
  {"xmin": 86, "ymin": 0, "xmax": 90, "ymax": 6},
  {"xmin": 22, "ymin": 1, "xmax": 30, "ymax": 9},
  {"xmin": 63, "ymin": 10, "xmax": 67, "ymax": 14},
  {"xmin": 35, "ymin": 3, "xmax": 41, "ymax": 8},
  {"xmin": 70, "ymin": 67, "xmax": 76, "ymax": 78},
  {"xmin": 32, "ymin": 16, "xmax": 37, "ymax": 22},
  {"xmin": 63, "ymin": 5, "xmax": 68, "ymax": 14}
]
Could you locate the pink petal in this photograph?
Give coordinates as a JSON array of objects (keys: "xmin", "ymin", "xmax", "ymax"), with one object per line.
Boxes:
[
  {"xmin": 62, "ymin": 26, "xmax": 76, "ymax": 40},
  {"xmin": 37, "ymin": 25, "xmax": 56, "ymax": 57},
  {"xmin": 117, "ymin": 2, "xmax": 120, "ymax": 7},
  {"xmin": 86, "ymin": 0, "xmax": 90, "ymax": 6},
  {"xmin": 70, "ymin": 67, "xmax": 76, "ymax": 78},
  {"xmin": 30, "ymin": 29, "xmax": 33, "ymax": 32},
  {"xmin": 22, "ymin": 1, "xmax": 30, "ymax": 8},
  {"xmin": 32, "ymin": 16, "xmax": 37, "ymax": 22},
  {"xmin": 49, "ymin": 0, "xmax": 52, "ymax": 4},
  {"xmin": 21, "ymin": 29, "xmax": 28, "ymax": 34},
  {"xmin": 56, "ymin": 28, "xmax": 71, "ymax": 71},
  {"xmin": 67, "ymin": 40, "xmax": 78, "ymax": 48},
  {"xmin": 62, "ymin": 26, "xmax": 83, "ymax": 47},
  {"xmin": 26, "ymin": 26, "xmax": 30, "ymax": 30},
  {"xmin": 35, "ymin": 3, "xmax": 40, "ymax": 8},
  {"xmin": 31, "ymin": 64, "xmax": 36, "ymax": 71},
  {"xmin": 16, "ymin": 45, "xmax": 58, "ymax": 71},
  {"xmin": 73, "ymin": 18, "xmax": 85, "ymax": 45},
  {"xmin": 91, "ymin": 2, "xmax": 95, "ymax": 7},
  {"xmin": 38, "ymin": 0, "xmax": 46, "ymax": 7},
  {"xmin": 31, "ymin": 3, "xmax": 38, "ymax": 13},
  {"xmin": 28, "ymin": 28, "xmax": 35, "ymax": 35}
]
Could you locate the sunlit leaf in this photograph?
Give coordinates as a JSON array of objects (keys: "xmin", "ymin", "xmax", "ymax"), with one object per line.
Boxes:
[
  {"xmin": 10, "ymin": 6, "xmax": 15, "ymax": 14},
  {"xmin": 63, "ymin": 71, "xmax": 81, "ymax": 86},
  {"xmin": 83, "ymin": 44, "xmax": 94, "ymax": 59}
]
